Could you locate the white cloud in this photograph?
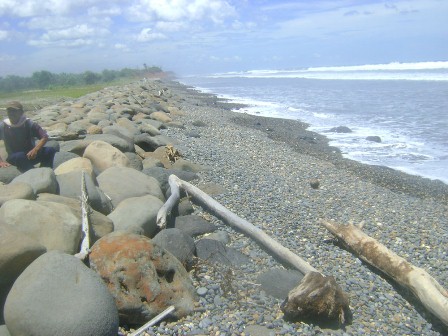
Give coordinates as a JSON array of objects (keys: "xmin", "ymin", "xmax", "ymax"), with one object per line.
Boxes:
[
  {"xmin": 0, "ymin": 30, "xmax": 9, "ymax": 40},
  {"xmin": 127, "ymin": 0, "xmax": 236, "ymax": 23},
  {"xmin": 155, "ymin": 21, "xmax": 187, "ymax": 32},
  {"xmin": 136, "ymin": 27, "xmax": 166, "ymax": 42}
]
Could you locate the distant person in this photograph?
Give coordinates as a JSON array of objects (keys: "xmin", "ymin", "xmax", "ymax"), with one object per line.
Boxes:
[{"xmin": 0, "ymin": 101, "xmax": 56, "ymax": 172}]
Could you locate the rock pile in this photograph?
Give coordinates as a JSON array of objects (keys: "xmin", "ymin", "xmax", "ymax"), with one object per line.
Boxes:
[{"xmin": 0, "ymin": 79, "xmax": 248, "ymax": 335}]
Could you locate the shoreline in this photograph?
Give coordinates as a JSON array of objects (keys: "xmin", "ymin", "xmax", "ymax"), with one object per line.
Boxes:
[
  {"xmin": 179, "ymin": 83, "xmax": 448, "ymax": 203},
  {"xmin": 162, "ymin": 79, "xmax": 448, "ymax": 334}
]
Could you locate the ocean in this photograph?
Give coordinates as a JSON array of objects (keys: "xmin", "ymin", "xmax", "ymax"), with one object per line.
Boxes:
[{"xmin": 180, "ymin": 61, "xmax": 448, "ymax": 185}]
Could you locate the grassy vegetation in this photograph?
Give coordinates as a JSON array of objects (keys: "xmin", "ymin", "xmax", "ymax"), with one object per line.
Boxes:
[{"xmin": 0, "ymin": 77, "xmax": 137, "ymax": 115}]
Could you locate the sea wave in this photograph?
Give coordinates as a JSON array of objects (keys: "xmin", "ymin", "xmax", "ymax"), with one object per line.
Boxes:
[{"xmin": 208, "ymin": 61, "xmax": 448, "ymax": 81}]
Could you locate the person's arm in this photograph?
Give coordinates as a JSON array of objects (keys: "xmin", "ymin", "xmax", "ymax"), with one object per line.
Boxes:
[
  {"xmin": 26, "ymin": 122, "xmax": 49, "ymax": 160},
  {"xmin": 0, "ymin": 123, "xmax": 10, "ymax": 167},
  {"xmin": 26, "ymin": 136, "xmax": 48, "ymax": 160}
]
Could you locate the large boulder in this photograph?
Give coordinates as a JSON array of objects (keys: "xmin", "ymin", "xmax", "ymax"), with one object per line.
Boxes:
[
  {"xmin": 0, "ymin": 200, "xmax": 81, "ymax": 254},
  {"xmin": 52, "ymin": 151, "xmax": 80, "ymax": 170},
  {"xmin": 97, "ymin": 166, "xmax": 164, "ymax": 208},
  {"xmin": 142, "ymin": 167, "xmax": 198, "ymax": 195},
  {"xmin": 150, "ymin": 111, "xmax": 172, "ymax": 123},
  {"xmin": 174, "ymin": 215, "xmax": 217, "ymax": 238},
  {"xmin": 89, "ymin": 232, "xmax": 196, "ymax": 325},
  {"xmin": 54, "ymin": 157, "xmax": 95, "ymax": 179},
  {"xmin": 0, "ymin": 182, "xmax": 35, "ymax": 206},
  {"xmin": 108, "ymin": 195, "xmax": 163, "ymax": 237},
  {"xmin": 4, "ymin": 251, "xmax": 119, "ymax": 336},
  {"xmin": 152, "ymin": 228, "xmax": 196, "ymax": 266},
  {"xmin": 83, "ymin": 140, "xmax": 130, "ymax": 175},
  {"xmin": 10, "ymin": 168, "xmax": 58, "ymax": 195},
  {"xmin": 195, "ymin": 239, "xmax": 250, "ymax": 267},
  {"xmin": 37, "ymin": 193, "xmax": 114, "ymax": 243},
  {"xmin": 56, "ymin": 170, "xmax": 112, "ymax": 214},
  {"xmin": 0, "ymin": 166, "xmax": 21, "ymax": 184}
]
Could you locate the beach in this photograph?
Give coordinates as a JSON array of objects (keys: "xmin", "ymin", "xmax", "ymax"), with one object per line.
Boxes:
[
  {"xmin": 149, "ymin": 80, "xmax": 448, "ymax": 335},
  {"xmin": 1, "ymin": 78, "xmax": 447, "ymax": 336}
]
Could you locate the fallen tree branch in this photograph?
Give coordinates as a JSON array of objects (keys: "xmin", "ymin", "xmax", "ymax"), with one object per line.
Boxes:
[
  {"xmin": 320, "ymin": 219, "xmax": 448, "ymax": 327},
  {"xmin": 157, "ymin": 175, "xmax": 351, "ymax": 326},
  {"xmin": 158, "ymin": 175, "xmax": 317, "ymax": 273},
  {"xmin": 75, "ymin": 171, "xmax": 90, "ymax": 260}
]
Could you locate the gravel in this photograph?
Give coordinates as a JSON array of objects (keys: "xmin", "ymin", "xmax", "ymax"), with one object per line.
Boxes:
[{"xmin": 131, "ymin": 81, "xmax": 448, "ymax": 335}]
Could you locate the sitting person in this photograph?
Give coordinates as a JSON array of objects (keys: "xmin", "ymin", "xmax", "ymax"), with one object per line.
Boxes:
[{"xmin": 0, "ymin": 101, "xmax": 56, "ymax": 172}]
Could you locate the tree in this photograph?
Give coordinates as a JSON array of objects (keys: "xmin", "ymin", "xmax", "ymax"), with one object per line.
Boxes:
[
  {"xmin": 32, "ymin": 70, "xmax": 55, "ymax": 89},
  {"xmin": 83, "ymin": 71, "xmax": 100, "ymax": 85}
]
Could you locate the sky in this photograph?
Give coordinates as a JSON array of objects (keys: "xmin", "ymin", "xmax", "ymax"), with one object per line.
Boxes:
[{"xmin": 0, "ymin": 0, "xmax": 447, "ymax": 77}]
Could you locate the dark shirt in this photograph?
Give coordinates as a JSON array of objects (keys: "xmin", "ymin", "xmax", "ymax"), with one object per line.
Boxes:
[{"xmin": 0, "ymin": 119, "xmax": 48, "ymax": 155}]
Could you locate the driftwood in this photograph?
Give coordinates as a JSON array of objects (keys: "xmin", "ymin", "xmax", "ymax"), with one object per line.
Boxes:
[
  {"xmin": 157, "ymin": 175, "xmax": 351, "ymax": 326},
  {"xmin": 320, "ymin": 219, "xmax": 448, "ymax": 327},
  {"xmin": 75, "ymin": 171, "xmax": 90, "ymax": 260}
]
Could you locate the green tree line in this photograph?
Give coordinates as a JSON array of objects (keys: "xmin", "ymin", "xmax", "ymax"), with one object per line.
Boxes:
[{"xmin": 0, "ymin": 66, "xmax": 163, "ymax": 93}]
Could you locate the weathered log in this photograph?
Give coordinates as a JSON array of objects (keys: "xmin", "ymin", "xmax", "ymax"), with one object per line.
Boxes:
[
  {"xmin": 157, "ymin": 175, "xmax": 351, "ymax": 326},
  {"xmin": 320, "ymin": 219, "xmax": 448, "ymax": 327},
  {"xmin": 75, "ymin": 171, "xmax": 90, "ymax": 260},
  {"xmin": 157, "ymin": 175, "xmax": 317, "ymax": 274}
]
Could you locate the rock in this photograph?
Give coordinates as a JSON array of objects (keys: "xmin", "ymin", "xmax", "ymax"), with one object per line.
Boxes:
[
  {"xmin": 116, "ymin": 117, "xmax": 140, "ymax": 135},
  {"xmin": 150, "ymin": 111, "xmax": 172, "ymax": 123},
  {"xmin": 0, "ymin": 325, "xmax": 10, "ymax": 336},
  {"xmin": 139, "ymin": 123, "xmax": 161, "ymax": 136},
  {"xmin": 0, "ymin": 166, "xmax": 21, "ymax": 184},
  {"xmin": 97, "ymin": 166, "xmax": 165, "ymax": 208},
  {"xmin": 142, "ymin": 157, "xmax": 165, "ymax": 169},
  {"xmin": 310, "ymin": 179, "xmax": 320, "ymax": 189},
  {"xmin": 84, "ymin": 134, "xmax": 135, "ymax": 153},
  {"xmin": 83, "ymin": 140, "xmax": 130, "ymax": 175},
  {"xmin": 202, "ymin": 230, "xmax": 231, "ymax": 245},
  {"xmin": 102, "ymin": 125, "xmax": 135, "ymax": 144},
  {"xmin": 176, "ymin": 198, "xmax": 195, "ymax": 216},
  {"xmin": 195, "ymin": 239, "xmax": 250, "ymax": 267},
  {"xmin": 192, "ymin": 120, "xmax": 207, "ymax": 127},
  {"xmin": 152, "ymin": 228, "xmax": 196, "ymax": 266},
  {"xmin": 54, "ymin": 157, "xmax": 95, "ymax": 179},
  {"xmin": 0, "ymin": 199, "xmax": 81, "ymax": 254},
  {"xmin": 108, "ymin": 195, "xmax": 163, "ymax": 237},
  {"xmin": 172, "ymin": 158, "xmax": 205, "ymax": 173},
  {"xmin": 36, "ymin": 193, "xmax": 114, "ymax": 243},
  {"xmin": 10, "ymin": 168, "xmax": 58, "ymax": 195},
  {"xmin": 142, "ymin": 167, "xmax": 198, "ymax": 195},
  {"xmin": 52, "ymin": 151, "xmax": 80, "ymax": 169},
  {"xmin": 366, "ymin": 135, "xmax": 382, "ymax": 143},
  {"xmin": 0, "ymin": 227, "xmax": 47, "ymax": 286},
  {"xmin": 328, "ymin": 126, "xmax": 352, "ymax": 133},
  {"xmin": 125, "ymin": 152, "xmax": 143, "ymax": 171},
  {"xmin": 257, "ymin": 268, "xmax": 304, "ymax": 299},
  {"xmin": 56, "ymin": 170, "xmax": 111, "ymax": 214},
  {"xmin": 134, "ymin": 133, "xmax": 178, "ymax": 152},
  {"xmin": 4, "ymin": 251, "xmax": 119, "ymax": 336},
  {"xmin": 174, "ymin": 215, "xmax": 217, "ymax": 237},
  {"xmin": 67, "ymin": 119, "xmax": 94, "ymax": 135},
  {"xmin": 0, "ymin": 183, "xmax": 35, "ymax": 206},
  {"xmin": 89, "ymin": 232, "xmax": 196, "ymax": 325}
]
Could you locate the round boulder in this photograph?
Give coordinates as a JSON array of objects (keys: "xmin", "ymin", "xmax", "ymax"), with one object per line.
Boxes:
[{"xmin": 4, "ymin": 251, "xmax": 119, "ymax": 336}]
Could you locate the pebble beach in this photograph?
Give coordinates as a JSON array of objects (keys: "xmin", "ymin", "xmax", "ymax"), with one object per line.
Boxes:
[
  {"xmin": 137, "ymin": 80, "xmax": 448, "ymax": 335},
  {"xmin": 1, "ymin": 77, "xmax": 447, "ymax": 336}
]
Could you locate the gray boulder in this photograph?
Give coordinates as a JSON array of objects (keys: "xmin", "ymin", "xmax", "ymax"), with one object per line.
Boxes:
[
  {"xmin": 174, "ymin": 215, "xmax": 217, "ymax": 237},
  {"xmin": 125, "ymin": 152, "xmax": 143, "ymax": 171},
  {"xmin": 257, "ymin": 268, "xmax": 304, "ymax": 299},
  {"xmin": 97, "ymin": 166, "xmax": 164, "ymax": 208},
  {"xmin": 52, "ymin": 151, "xmax": 80, "ymax": 170},
  {"xmin": 11, "ymin": 167, "xmax": 58, "ymax": 194},
  {"xmin": 0, "ymin": 183, "xmax": 35, "ymax": 206},
  {"xmin": 108, "ymin": 195, "xmax": 163, "ymax": 237},
  {"xmin": 328, "ymin": 126, "xmax": 352, "ymax": 133},
  {"xmin": 0, "ymin": 325, "xmax": 10, "ymax": 336},
  {"xmin": 0, "ymin": 166, "xmax": 21, "ymax": 184},
  {"xmin": 152, "ymin": 228, "xmax": 196, "ymax": 266},
  {"xmin": 0, "ymin": 227, "xmax": 47, "ymax": 286},
  {"xmin": 366, "ymin": 135, "xmax": 382, "ymax": 143},
  {"xmin": 56, "ymin": 170, "xmax": 111, "ymax": 214},
  {"xmin": 0, "ymin": 199, "xmax": 81, "ymax": 254},
  {"xmin": 37, "ymin": 193, "xmax": 114, "ymax": 242},
  {"xmin": 142, "ymin": 167, "xmax": 198, "ymax": 195},
  {"xmin": 195, "ymin": 239, "xmax": 250, "ymax": 267},
  {"xmin": 4, "ymin": 251, "xmax": 119, "ymax": 336}
]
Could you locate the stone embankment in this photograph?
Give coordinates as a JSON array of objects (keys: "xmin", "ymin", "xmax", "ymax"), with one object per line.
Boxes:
[{"xmin": 0, "ymin": 78, "xmax": 447, "ymax": 336}]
